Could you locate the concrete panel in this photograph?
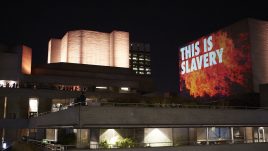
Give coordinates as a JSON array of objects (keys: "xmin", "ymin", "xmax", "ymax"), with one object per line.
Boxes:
[
  {"xmin": 0, "ymin": 119, "xmax": 28, "ymax": 128},
  {"xmin": 70, "ymin": 143, "xmax": 268, "ymax": 151},
  {"xmin": 29, "ymin": 106, "xmax": 268, "ymax": 128},
  {"xmin": 29, "ymin": 107, "xmax": 79, "ymax": 128},
  {"xmin": 79, "ymin": 107, "xmax": 268, "ymax": 127}
]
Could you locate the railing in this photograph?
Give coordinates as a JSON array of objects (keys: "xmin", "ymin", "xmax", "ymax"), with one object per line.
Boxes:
[
  {"xmin": 33, "ymin": 102, "xmax": 268, "ymax": 118},
  {"xmin": 27, "ymin": 139, "xmax": 72, "ymax": 151},
  {"xmin": 51, "ymin": 139, "xmax": 268, "ymax": 150}
]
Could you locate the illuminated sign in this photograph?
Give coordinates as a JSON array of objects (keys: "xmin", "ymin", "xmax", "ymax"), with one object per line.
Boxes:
[
  {"xmin": 180, "ymin": 35, "xmax": 223, "ymax": 74},
  {"xmin": 179, "ymin": 26, "xmax": 252, "ymax": 98}
]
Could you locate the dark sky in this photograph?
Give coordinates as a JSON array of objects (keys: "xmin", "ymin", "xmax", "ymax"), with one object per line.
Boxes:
[{"xmin": 0, "ymin": 0, "xmax": 268, "ymax": 92}]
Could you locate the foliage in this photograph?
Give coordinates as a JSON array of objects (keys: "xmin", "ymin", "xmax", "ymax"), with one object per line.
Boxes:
[
  {"xmin": 116, "ymin": 138, "xmax": 135, "ymax": 148},
  {"xmin": 99, "ymin": 140, "xmax": 109, "ymax": 148}
]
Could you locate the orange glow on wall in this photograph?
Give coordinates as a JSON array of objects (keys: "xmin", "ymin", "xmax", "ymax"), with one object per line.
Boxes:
[
  {"xmin": 111, "ymin": 31, "xmax": 129, "ymax": 68},
  {"xmin": 21, "ymin": 45, "xmax": 32, "ymax": 74},
  {"xmin": 48, "ymin": 39, "xmax": 62, "ymax": 63},
  {"xmin": 48, "ymin": 30, "xmax": 129, "ymax": 68}
]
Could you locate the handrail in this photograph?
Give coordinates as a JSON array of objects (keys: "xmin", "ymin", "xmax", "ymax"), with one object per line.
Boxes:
[
  {"xmin": 32, "ymin": 102, "xmax": 268, "ymax": 118},
  {"xmin": 26, "ymin": 138, "xmax": 268, "ymax": 150}
]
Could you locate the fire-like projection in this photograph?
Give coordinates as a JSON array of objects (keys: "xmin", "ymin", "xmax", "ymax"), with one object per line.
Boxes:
[
  {"xmin": 179, "ymin": 25, "xmax": 252, "ymax": 98},
  {"xmin": 48, "ymin": 30, "xmax": 129, "ymax": 68}
]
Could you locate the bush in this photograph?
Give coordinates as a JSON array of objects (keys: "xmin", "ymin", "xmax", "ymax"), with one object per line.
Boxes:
[
  {"xmin": 116, "ymin": 138, "xmax": 135, "ymax": 148},
  {"xmin": 99, "ymin": 140, "xmax": 109, "ymax": 148}
]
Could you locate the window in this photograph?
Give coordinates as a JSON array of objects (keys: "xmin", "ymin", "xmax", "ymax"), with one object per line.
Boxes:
[
  {"xmin": 96, "ymin": 86, "xmax": 108, "ymax": 90},
  {"xmin": 29, "ymin": 98, "xmax": 38, "ymax": 117},
  {"xmin": 120, "ymin": 87, "xmax": 129, "ymax": 91}
]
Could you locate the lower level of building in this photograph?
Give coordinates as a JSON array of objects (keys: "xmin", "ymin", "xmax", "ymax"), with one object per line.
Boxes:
[{"xmin": 1, "ymin": 126, "xmax": 268, "ymax": 150}]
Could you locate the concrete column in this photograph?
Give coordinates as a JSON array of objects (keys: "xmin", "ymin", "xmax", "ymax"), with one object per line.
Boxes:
[
  {"xmin": 2, "ymin": 97, "xmax": 7, "ymax": 142},
  {"xmin": 76, "ymin": 129, "xmax": 89, "ymax": 148},
  {"xmin": 231, "ymin": 127, "xmax": 234, "ymax": 144},
  {"xmin": 206, "ymin": 127, "xmax": 209, "ymax": 145}
]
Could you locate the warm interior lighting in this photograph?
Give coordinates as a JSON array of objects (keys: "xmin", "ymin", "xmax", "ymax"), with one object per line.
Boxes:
[
  {"xmin": 100, "ymin": 129, "xmax": 122, "ymax": 146},
  {"xmin": 144, "ymin": 128, "xmax": 173, "ymax": 147},
  {"xmin": 48, "ymin": 30, "xmax": 129, "ymax": 68},
  {"xmin": 46, "ymin": 129, "xmax": 58, "ymax": 142},
  {"xmin": 29, "ymin": 98, "xmax": 38, "ymax": 112},
  {"xmin": 96, "ymin": 86, "xmax": 108, "ymax": 90},
  {"xmin": 120, "ymin": 87, "xmax": 129, "ymax": 91}
]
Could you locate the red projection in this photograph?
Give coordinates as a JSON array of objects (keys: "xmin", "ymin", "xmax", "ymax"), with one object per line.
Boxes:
[{"xmin": 179, "ymin": 31, "xmax": 252, "ymax": 98}]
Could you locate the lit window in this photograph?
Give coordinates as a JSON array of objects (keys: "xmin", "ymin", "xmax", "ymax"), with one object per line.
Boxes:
[
  {"xmin": 146, "ymin": 68, "xmax": 150, "ymax": 71},
  {"xmin": 133, "ymin": 68, "xmax": 138, "ymax": 70},
  {"xmin": 100, "ymin": 129, "xmax": 122, "ymax": 147},
  {"xmin": 120, "ymin": 87, "xmax": 129, "ymax": 91},
  {"xmin": 139, "ymin": 72, "xmax": 144, "ymax": 74},
  {"xmin": 147, "ymin": 72, "xmax": 151, "ymax": 75},
  {"xmin": 139, "ymin": 58, "xmax": 144, "ymax": 61},
  {"xmin": 29, "ymin": 98, "xmax": 38, "ymax": 117},
  {"xmin": 96, "ymin": 86, "xmax": 108, "ymax": 90},
  {"xmin": 133, "ymin": 57, "xmax": 137, "ymax": 60},
  {"xmin": 139, "ymin": 68, "xmax": 144, "ymax": 71},
  {"xmin": 144, "ymin": 128, "xmax": 172, "ymax": 147}
]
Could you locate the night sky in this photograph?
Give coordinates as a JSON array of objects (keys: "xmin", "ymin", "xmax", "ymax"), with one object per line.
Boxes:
[{"xmin": 0, "ymin": 0, "xmax": 268, "ymax": 92}]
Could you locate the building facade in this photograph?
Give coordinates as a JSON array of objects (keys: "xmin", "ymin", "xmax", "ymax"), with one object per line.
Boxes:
[
  {"xmin": 179, "ymin": 19, "xmax": 268, "ymax": 101},
  {"xmin": 0, "ymin": 26, "xmax": 268, "ymax": 151},
  {"xmin": 129, "ymin": 43, "xmax": 151, "ymax": 75},
  {"xmin": 48, "ymin": 30, "xmax": 129, "ymax": 68}
]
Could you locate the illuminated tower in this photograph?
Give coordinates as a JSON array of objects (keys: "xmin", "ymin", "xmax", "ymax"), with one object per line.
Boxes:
[{"xmin": 48, "ymin": 30, "xmax": 129, "ymax": 68}]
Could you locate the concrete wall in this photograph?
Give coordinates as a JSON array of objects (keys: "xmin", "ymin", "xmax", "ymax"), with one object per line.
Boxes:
[
  {"xmin": 29, "ymin": 107, "xmax": 79, "ymax": 128},
  {"xmin": 0, "ymin": 119, "xmax": 28, "ymax": 128},
  {"xmin": 249, "ymin": 19, "xmax": 268, "ymax": 92},
  {"xmin": 79, "ymin": 107, "xmax": 268, "ymax": 127},
  {"xmin": 260, "ymin": 84, "xmax": 268, "ymax": 107},
  {"xmin": 29, "ymin": 106, "xmax": 268, "ymax": 128},
  {"xmin": 70, "ymin": 143, "xmax": 268, "ymax": 151}
]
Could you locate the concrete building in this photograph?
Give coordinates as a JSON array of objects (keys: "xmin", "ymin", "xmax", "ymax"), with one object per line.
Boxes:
[
  {"xmin": 0, "ymin": 27, "xmax": 268, "ymax": 151},
  {"xmin": 129, "ymin": 43, "xmax": 151, "ymax": 75}
]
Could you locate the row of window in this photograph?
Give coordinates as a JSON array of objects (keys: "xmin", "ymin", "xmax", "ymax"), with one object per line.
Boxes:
[
  {"xmin": 132, "ymin": 67, "xmax": 151, "ymax": 71},
  {"xmin": 135, "ymin": 71, "xmax": 151, "ymax": 75},
  {"xmin": 130, "ymin": 57, "xmax": 151, "ymax": 61},
  {"xmin": 130, "ymin": 61, "xmax": 150, "ymax": 66}
]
